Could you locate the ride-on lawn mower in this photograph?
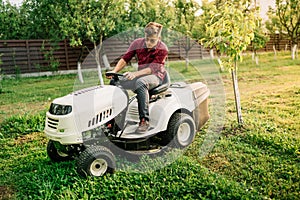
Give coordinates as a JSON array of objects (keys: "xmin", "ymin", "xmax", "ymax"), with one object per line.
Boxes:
[{"xmin": 44, "ymin": 71, "xmax": 210, "ymax": 177}]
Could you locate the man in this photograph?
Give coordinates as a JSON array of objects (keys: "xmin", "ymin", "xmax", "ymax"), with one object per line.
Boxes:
[{"xmin": 107, "ymin": 22, "xmax": 168, "ymax": 133}]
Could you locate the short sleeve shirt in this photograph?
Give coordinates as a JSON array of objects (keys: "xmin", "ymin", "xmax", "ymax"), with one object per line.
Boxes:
[{"xmin": 122, "ymin": 38, "xmax": 168, "ymax": 81}]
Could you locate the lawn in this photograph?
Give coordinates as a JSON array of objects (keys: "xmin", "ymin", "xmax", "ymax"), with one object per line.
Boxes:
[{"xmin": 0, "ymin": 51, "xmax": 299, "ymax": 199}]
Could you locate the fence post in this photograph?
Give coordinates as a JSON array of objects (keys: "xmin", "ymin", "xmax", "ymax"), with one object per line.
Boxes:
[
  {"xmin": 26, "ymin": 40, "xmax": 31, "ymax": 71},
  {"xmin": 200, "ymin": 44, "xmax": 203, "ymax": 59},
  {"xmin": 64, "ymin": 39, "xmax": 70, "ymax": 70}
]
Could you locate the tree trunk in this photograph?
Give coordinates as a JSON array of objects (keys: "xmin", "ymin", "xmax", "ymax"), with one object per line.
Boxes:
[
  {"xmin": 217, "ymin": 57, "xmax": 224, "ymax": 72},
  {"xmin": 252, "ymin": 51, "xmax": 259, "ymax": 65},
  {"xmin": 273, "ymin": 45, "xmax": 277, "ymax": 59},
  {"xmin": 185, "ymin": 56, "xmax": 189, "ymax": 71},
  {"xmin": 231, "ymin": 62, "xmax": 243, "ymax": 124},
  {"xmin": 255, "ymin": 56, "xmax": 259, "ymax": 66},
  {"xmin": 185, "ymin": 36, "xmax": 189, "ymax": 71},
  {"xmin": 77, "ymin": 62, "xmax": 84, "ymax": 84},
  {"xmin": 97, "ymin": 63, "xmax": 104, "ymax": 86},
  {"xmin": 94, "ymin": 42, "xmax": 104, "ymax": 86},
  {"xmin": 210, "ymin": 48, "xmax": 214, "ymax": 59},
  {"xmin": 291, "ymin": 44, "xmax": 297, "ymax": 60},
  {"xmin": 77, "ymin": 46, "xmax": 84, "ymax": 83}
]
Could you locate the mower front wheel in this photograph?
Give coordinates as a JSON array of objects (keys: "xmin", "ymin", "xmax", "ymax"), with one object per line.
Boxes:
[{"xmin": 77, "ymin": 145, "xmax": 116, "ymax": 177}]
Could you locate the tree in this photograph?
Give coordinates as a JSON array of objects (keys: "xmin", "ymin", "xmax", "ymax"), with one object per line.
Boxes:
[
  {"xmin": 250, "ymin": 3, "xmax": 270, "ymax": 65},
  {"xmin": 0, "ymin": 1, "xmax": 25, "ymax": 39},
  {"xmin": 251, "ymin": 25, "xmax": 269, "ymax": 65},
  {"xmin": 172, "ymin": 0, "xmax": 201, "ymax": 71},
  {"xmin": 0, "ymin": 0, "xmax": 69, "ymax": 40},
  {"xmin": 125, "ymin": 0, "xmax": 174, "ymax": 28},
  {"xmin": 197, "ymin": 0, "xmax": 224, "ymax": 69},
  {"xmin": 113, "ymin": 0, "xmax": 174, "ymax": 45},
  {"xmin": 12, "ymin": 0, "xmax": 67, "ymax": 40},
  {"xmin": 60, "ymin": 0, "xmax": 124, "ymax": 85},
  {"xmin": 202, "ymin": 0, "xmax": 257, "ymax": 124},
  {"xmin": 267, "ymin": 0, "xmax": 300, "ymax": 59}
]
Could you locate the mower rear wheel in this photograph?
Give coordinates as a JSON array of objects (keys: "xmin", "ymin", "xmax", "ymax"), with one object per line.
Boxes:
[
  {"xmin": 77, "ymin": 145, "xmax": 116, "ymax": 177},
  {"xmin": 47, "ymin": 140, "xmax": 72, "ymax": 162},
  {"xmin": 165, "ymin": 113, "xmax": 196, "ymax": 148}
]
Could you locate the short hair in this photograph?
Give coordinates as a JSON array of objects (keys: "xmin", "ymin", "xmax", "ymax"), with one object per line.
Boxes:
[{"xmin": 144, "ymin": 22, "xmax": 163, "ymax": 37}]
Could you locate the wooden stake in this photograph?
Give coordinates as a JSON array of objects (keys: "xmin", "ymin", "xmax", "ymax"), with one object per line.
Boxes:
[{"xmin": 231, "ymin": 62, "xmax": 243, "ymax": 124}]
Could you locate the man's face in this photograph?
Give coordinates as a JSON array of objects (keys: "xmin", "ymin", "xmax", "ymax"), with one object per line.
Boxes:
[{"xmin": 145, "ymin": 35, "xmax": 159, "ymax": 49}]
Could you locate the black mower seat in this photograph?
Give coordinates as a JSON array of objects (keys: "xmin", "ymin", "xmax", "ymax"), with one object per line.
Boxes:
[{"xmin": 149, "ymin": 71, "xmax": 170, "ymax": 96}]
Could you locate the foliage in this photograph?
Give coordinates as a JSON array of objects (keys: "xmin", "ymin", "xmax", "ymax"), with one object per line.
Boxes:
[
  {"xmin": 194, "ymin": 0, "xmax": 215, "ymax": 44},
  {"xmin": 251, "ymin": 12, "xmax": 270, "ymax": 53},
  {"xmin": 275, "ymin": 0, "xmax": 300, "ymax": 45},
  {"xmin": 60, "ymin": 0, "xmax": 124, "ymax": 47},
  {"xmin": 0, "ymin": 1, "xmax": 26, "ymax": 39},
  {"xmin": 116, "ymin": 0, "xmax": 174, "ymax": 34},
  {"xmin": 266, "ymin": 7, "xmax": 283, "ymax": 35},
  {"xmin": 59, "ymin": 0, "xmax": 125, "ymax": 85},
  {"xmin": 249, "ymin": 7, "xmax": 270, "ymax": 65},
  {"xmin": 171, "ymin": 0, "xmax": 201, "ymax": 70},
  {"xmin": 21, "ymin": 0, "xmax": 66, "ymax": 40},
  {"xmin": 0, "ymin": 0, "xmax": 66, "ymax": 40},
  {"xmin": 198, "ymin": 0, "xmax": 268, "ymax": 61},
  {"xmin": 172, "ymin": 0, "xmax": 200, "ymax": 35},
  {"xmin": 41, "ymin": 41, "xmax": 60, "ymax": 72},
  {"xmin": 250, "ymin": 30, "xmax": 270, "ymax": 65},
  {"xmin": 202, "ymin": 0, "xmax": 257, "ymax": 68},
  {"xmin": 0, "ymin": 0, "xmax": 176, "ymax": 41},
  {"xmin": 200, "ymin": 0, "xmax": 258, "ymax": 124},
  {"xmin": 252, "ymin": 29, "xmax": 269, "ymax": 52},
  {"xmin": 267, "ymin": 0, "xmax": 300, "ymax": 59}
]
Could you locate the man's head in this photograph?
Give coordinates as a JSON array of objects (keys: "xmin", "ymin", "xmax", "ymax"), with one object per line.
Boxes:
[{"xmin": 144, "ymin": 22, "xmax": 163, "ymax": 49}]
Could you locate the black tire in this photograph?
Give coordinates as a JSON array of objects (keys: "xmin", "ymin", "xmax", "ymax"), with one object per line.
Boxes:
[
  {"xmin": 164, "ymin": 113, "xmax": 196, "ymax": 148},
  {"xmin": 77, "ymin": 145, "xmax": 116, "ymax": 177},
  {"xmin": 47, "ymin": 140, "xmax": 72, "ymax": 162}
]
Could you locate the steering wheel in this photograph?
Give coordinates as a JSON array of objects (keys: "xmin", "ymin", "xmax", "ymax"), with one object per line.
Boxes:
[{"xmin": 105, "ymin": 72, "xmax": 123, "ymax": 81}]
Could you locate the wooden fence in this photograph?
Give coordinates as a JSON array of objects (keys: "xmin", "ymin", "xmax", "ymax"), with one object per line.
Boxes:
[
  {"xmin": 0, "ymin": 40, "xmax": 93, "ymax": 75},
  {"xmin": 249, "ymin": 34, "xmax": 296, "ymax": 52},
  {"xmin": 0, "ymin": 34, "xmax": 297, "ymax": 75}
]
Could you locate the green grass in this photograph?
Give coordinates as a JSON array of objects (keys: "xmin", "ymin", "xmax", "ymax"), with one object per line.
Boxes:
[
  {"xmin": 0, "ymin": 51, "xmax": 300, "ymax": 199},
  {"xmin": 0, "ymin": 74, "xmax": 76, "ymax": 123}
]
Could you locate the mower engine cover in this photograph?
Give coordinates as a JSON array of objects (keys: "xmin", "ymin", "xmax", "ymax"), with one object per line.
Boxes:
[{"xmin": 44, "ymin": 85, "xmax": 128, "ymax": 144}]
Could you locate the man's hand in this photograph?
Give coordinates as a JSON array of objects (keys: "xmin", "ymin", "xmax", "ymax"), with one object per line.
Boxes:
[
  {"xmin": 105, "ymin": 71, "xmax": 116, "ymax": 79},
  {"xmin": 124, "ymin": 72, "xmax": 136, "ymax": 80}
]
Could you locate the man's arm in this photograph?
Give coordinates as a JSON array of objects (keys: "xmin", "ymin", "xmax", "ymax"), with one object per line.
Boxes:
[
  {"xmin": 106, "ymin": 58, "xmax": 127, "ymax": 79},
  {"xmin": 125, "ymin": 47, "xmax": 168, "ymax": 80},
  {"xmin": 112, "ymin": 58, "xmax": 127, "ymax": 73},
  {"xmin": 109, "ymin": 39, "xmax": 139, "ymax": 75},
  {"xmin": 124, "ymin": 67, "xmax": 152, "ymax": 80}
]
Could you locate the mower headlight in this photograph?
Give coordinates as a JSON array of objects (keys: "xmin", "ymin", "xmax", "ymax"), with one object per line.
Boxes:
[{"xmin": 49, "ymin": 103, "xmax": 72, "ymax": 115}]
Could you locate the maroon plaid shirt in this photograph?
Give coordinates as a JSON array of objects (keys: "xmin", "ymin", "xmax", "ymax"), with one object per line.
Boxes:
[{"xmin": 122, "ymin": 38, "xmax": 168, "ymax": 81}]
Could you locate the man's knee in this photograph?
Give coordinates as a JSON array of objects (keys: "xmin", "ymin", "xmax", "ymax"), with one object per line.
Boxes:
[{"xmin": 135, "ymin": 78, "xmax": 149, "ymax": 90}]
